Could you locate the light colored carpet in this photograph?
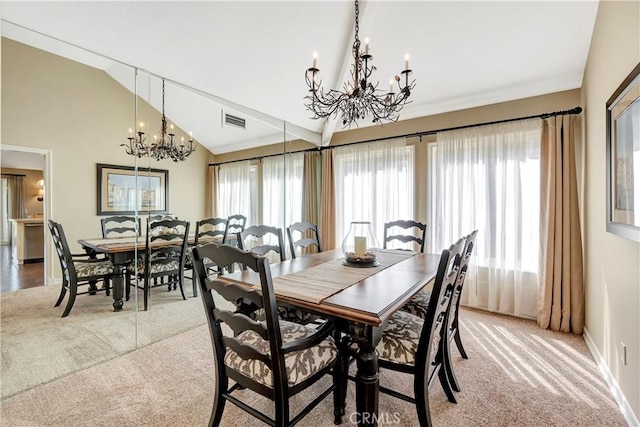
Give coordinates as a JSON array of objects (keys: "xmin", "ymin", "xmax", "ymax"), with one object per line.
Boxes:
[
  {"xmin": 0, "ymin": 281, "xmax": 206, "ymax": 399},
  {"xmin": 0, "ymin": 307, "xmax": 626, "ymax": 426}
]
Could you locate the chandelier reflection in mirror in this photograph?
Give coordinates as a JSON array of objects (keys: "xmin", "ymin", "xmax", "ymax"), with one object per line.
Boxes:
[
  {"xmin": 304, "ymin": 0, "xmax": 415, "ymax": 128},
  {"xmin": 122, "ymin": 78, "xmax": 195, "ymax": 162}
]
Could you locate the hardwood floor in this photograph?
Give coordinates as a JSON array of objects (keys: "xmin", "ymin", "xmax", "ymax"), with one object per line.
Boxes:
[{"xmin": 1, "ymin": 244, "xmax": 44, "ymax": 292}]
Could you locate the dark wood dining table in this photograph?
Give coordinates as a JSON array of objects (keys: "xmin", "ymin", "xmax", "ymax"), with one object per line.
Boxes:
[
  {"xmin": 78, "ymin": 234, "xmax": 219, "ymax": 312},
  {"xmin": 221, "ymin": 248, "xmax": 440, "ymax": 427}
]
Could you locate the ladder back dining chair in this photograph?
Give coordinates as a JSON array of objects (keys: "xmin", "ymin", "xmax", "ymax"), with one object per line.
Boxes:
[
  {"xmin": 100, "ymin": 215, "xmax": 141, "ymax": 238},
  {"xmin": 371, "ymin": 237, "xmax": 465, "ymax": 426},
  {"xmin": 126, "ymin": 218, "xmax": 190, "ymax": 311},
  {"xmin": 286, "ymin": 221, "xmax": 322, "ymax": 258},
  {"xmin": 48, "ymin": 219, "xmax": 114, "ymax": 317},
  {"xmin": 191, "ymin": 243, "xmax": 341, "ymax": 426},
  {"xmin": 383, "ymin": 219, "xmax": 427, "ymax": 253}
]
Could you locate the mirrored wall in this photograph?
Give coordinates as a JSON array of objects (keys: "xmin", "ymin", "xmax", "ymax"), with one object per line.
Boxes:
[{"xmin": 0, "ymin": 23, "xmax": 306, "ymax": 399}]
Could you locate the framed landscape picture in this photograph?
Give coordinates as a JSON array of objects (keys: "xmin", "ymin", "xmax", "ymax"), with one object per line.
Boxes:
[
  {"xmin": 97, "ymin": 163, "xmax": 169, "ymax": 215},
  {"xmin": 606, "ymin": 63, "xmax": 640, "ymax": 242}
]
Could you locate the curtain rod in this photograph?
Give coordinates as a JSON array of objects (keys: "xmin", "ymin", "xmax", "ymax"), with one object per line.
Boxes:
[
  {"xmin": 209, "ymin": 106, "xmax": 582, "ymax": 167},
  {"xmin": 209, "ymin": 147, "xmax": 320, "ymax": 167},
  {"xmin": 1, "ymin": 173, "xmax": 27, "ymax": 177}
]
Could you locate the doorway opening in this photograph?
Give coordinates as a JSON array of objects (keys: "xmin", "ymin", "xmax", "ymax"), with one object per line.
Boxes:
[{"xmin": 0, "ymin": 145, "xmax": 52, "ymax": 291}]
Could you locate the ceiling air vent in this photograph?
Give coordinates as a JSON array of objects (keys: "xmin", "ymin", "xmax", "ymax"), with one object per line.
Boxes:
[{"xmin": 222, "ymin": 112, "xmax": 246, "ymax": 130}]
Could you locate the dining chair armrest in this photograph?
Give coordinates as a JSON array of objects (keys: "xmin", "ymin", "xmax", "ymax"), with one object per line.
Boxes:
[{"xmin": 281, "ymin": 319, "xmax": 334, "ymax": 354}]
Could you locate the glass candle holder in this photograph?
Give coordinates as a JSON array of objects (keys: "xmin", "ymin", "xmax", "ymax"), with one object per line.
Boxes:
[{"xmin": 342, "ymin": 221, "xmax": 379, "ymax": 263}]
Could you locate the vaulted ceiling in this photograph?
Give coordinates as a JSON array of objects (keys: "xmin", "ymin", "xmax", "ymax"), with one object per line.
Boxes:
[{"xmin": 1, "ymin": 1, "xmax": 599, "ymax": 154}]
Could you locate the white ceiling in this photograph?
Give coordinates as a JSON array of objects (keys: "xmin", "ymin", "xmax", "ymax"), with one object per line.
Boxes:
[{"xmin": 1, "ymin": 1, "xmax": 599, "ymax": 155}]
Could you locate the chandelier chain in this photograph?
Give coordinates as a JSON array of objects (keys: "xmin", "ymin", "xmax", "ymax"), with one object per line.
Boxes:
[{"xmin": 354, "ymin": 0, "xmax": 359, "ymax": 43}]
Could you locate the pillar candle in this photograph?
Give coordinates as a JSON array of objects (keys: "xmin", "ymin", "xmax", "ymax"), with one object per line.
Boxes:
[{"xmin": 354, "ymin": 236, "xmax": 367, "ymax": 255}]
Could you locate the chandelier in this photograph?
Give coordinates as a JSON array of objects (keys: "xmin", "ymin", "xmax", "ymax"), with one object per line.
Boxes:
[
  {"xmin": 122, "ymin": 78, "xmax": 195, "ymax": 162},
  {"xmin": 304, "ymin": 0, "xmax": 415, "ymax": 128}
]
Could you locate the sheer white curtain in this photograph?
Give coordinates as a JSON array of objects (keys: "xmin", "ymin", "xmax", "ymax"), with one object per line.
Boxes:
[
  {"xmin": 262, "ymin": 153, "xmax": 304, "ymax": 230},
  {"xmin": 334, "ymin": 138, "xmax": 414, "ymax": 246},
  {"xmin": 216, "ymin": 161, "xmax": 252, "ymax": 225},
  {"xmin": 429, "ymin": 119, "xmax": 541, "ymax": 319},
  {"xmin": 262, "ymin": 153, "xmax": 304, "ymax": 258}
]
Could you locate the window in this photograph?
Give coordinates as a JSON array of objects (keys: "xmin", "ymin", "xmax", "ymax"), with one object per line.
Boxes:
[
  {"xmin": 216, "ymin": 161, "xmax": 252, "ymax": 225},
  {"xmin": 333, "ymin": 138, "xmax": 414, "ymax": 245},
  {"xmin": 216, "ymin": 154, "xmax": 304, "ymax": 258},
  {"xmin": 428, "ymin": 119, "xmax": 542, "ymax": 318}
]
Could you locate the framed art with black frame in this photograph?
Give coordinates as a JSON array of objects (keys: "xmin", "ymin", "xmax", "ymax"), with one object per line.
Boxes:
[
  {"xmin": 606, "ymin": 62, "xmax": 640, "ymax": 243},
  {"xmin": 97, "ymin": 163, "xmax": 169, "ymax": 216}
]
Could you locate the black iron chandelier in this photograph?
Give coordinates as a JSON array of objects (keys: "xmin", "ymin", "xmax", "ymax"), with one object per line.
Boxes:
[
  {"xmin": 304, "ymin": 0, "xmax": 415, "ymax": 128},
  {"xmin": 122, "ymin": 78, "xmax": 195, "ymax": 162}
]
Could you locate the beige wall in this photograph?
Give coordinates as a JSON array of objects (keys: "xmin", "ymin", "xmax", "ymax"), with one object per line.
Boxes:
[
  {"xmin": 1, "ymin": 168, "xmax": 44, "ymax": 217},
  {"xmin": 2, "ymin": 38, "xmax": 211, "ymax": 282},
  {"xmin": 582, "ymin": 0, "xmax": 640, "ymax": 420}
]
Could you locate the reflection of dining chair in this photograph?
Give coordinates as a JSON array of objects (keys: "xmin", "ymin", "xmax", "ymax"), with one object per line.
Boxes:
[
  {"xmin": 147, "ymin": 214, "xmax": 178, "ymax": 226},
  {"xmin": 241, "ymin": 225, "xmax": 317, "ymax": 324},
  {"xmin": 126, "ymin": 219, "xmax": 190, "ymax": 311},
  {"xmin": 48, "ymin": 219, "xmax": 114, "ymax": 317},
  {"xmin": 185, "ymin": 217, "xmax": 228, "ymax": 295},
  {"xmin": 370, "ymin": 237, "xmax": 465, "ymax": 425},
  {"xmin": 286, "ymin": 222, "xmax": 322, "ymax": 258},
  {"xmin": 101, "ymin": 215, "xmax": 141, "ymax": 238},
  {"xmin": 222, "ymin": 214, "xmax": 247, "ymax": 246},
  {"xmin": 238, "ymin": 225, "xmax": 285, "ymax": 263},
  {"xmin": 191, "ymin": 243, "xmax": 341, "ymax": 426},
  {"xmin": 383, "ymin": 219, "xmax": 427, "ymax": 252}
]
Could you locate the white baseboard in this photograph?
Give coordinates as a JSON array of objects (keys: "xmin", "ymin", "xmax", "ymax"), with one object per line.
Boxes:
[{"xmin": 583, "ymin": 327, "xmax": 638, "ymax": 426}]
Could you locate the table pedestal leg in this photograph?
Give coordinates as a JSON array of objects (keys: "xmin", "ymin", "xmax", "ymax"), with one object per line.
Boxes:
[
  {"xmin": 355, "ymin": 325, "xmax": 381, "ymax": 427},
  {"xmin": 110, "ymin": 254, "xmax": 126, "ymax": 312}
]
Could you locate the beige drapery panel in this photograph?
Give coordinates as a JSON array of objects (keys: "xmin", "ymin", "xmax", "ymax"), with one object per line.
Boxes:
[
  {"xmin": 538, "ymin": 115, "xmax": 584, "ymax": 334},
  {"xmin": 302, "ymin": 151, "xmax": 320, "ymax": 224},
  {"xmin": 206, "ymin": 165, "xmax": 219, "ymax": 218},
  {"xmin": 320, "ymin": 150, "xmax": 336, "ymax": 250},
  {"xmin": 4, "ymin": 175, "xmax": 27, "ymax": 219}
]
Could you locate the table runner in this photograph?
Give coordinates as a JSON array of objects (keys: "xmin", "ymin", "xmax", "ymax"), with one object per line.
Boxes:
[{"xmin": 272, "ymin": 249, "xmax": 415, "ymax": 304}]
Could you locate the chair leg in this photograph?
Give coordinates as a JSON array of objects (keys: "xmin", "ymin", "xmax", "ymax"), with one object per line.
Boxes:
[
  {"xmin": 104, "ymin": 278, "xmax": 111, "ymax": 297},
  {"xmin": 54, "ymin": 280, "xmax": 68, "ymax": 307},
  {"xmin": 332, "ymin": 332, "xmax": 349, "ymax": 425},
  {"xmin": 177, "ymin": 272, "xmax": 186, "ymax": 301},
  {"xmin": 61, "ymin": 283, "xmax": 78, "ymax": 317},
  {"xmin": 415, "ymin": 371, "xmax": 433, "ymax": 427},
  {"xmin": 88, "ymin": 280, "xmax": 98, "ymax": 295},
  {"xmin": 438, "ymin": 364, "xmax": 457, "ymax": 404},
  {"xmin": 209, "ymin": 372, "xmax": 228, "ymax": 427},
  {"xmin": 125, "ymin": 272, "xmax": 131, "ymax": 301},
  {"xmin": 442, "ymin": 328, "xmax": 461, "ymax": 393},
  {"xmin": 453, "ymin": 322, "xmax": 468, "ymax": 359},
  {"xmin": 274, "ymin": 391, "xmax": 290, "ymax": 427},
  {"xmin": 144, "ymin": 277, "xmax": 150, "ymax": 311}
]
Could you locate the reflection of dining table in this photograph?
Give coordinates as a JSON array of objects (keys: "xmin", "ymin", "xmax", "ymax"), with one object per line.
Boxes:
[
  {"xmin": 220, "ymin": 248, "xmax": 440, "ymax": 427},
  {"xmin": 78, "ymin": 234, "xmax": 219, "ymax": 312}
]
